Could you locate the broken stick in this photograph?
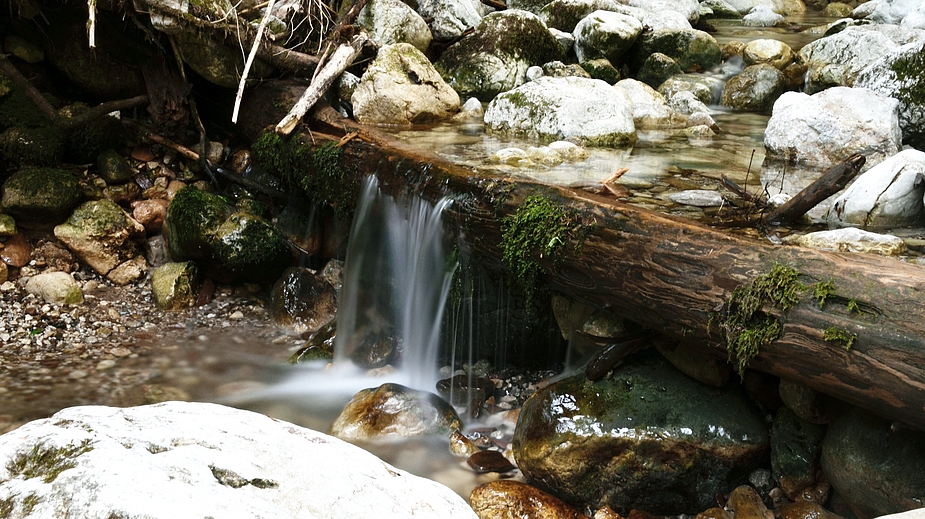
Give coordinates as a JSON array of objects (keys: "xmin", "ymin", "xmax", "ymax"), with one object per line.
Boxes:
[
  {"xmin": 764, "ymin": 153, "xmax": 866, "ymax": 225},
  {"xmin": 275, "ymin": 34, "xmax": 369, "ymax": 136}
]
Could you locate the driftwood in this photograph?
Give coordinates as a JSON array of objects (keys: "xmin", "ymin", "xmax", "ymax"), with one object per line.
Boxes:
[
  {"xmin": 764, "ymin": 154, "xmax": 866, "ymax": 224},
  {"xmin": 251, "ymin": 104, "xmax": 925, "ymax": 431}
]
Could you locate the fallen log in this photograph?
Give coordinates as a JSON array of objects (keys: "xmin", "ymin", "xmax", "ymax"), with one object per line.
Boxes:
[{"xmin": 237, "ymin": 94, "xmax": 925, "ymax": 430}]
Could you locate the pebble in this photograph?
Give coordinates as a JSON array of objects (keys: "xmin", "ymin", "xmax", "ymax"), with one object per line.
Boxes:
[
  {"xmin": 467, "ymin": 449, "xmax": 516, "ymax": 474},
  {"xmin": 96, "ymin": 359, "xmax": 117, "ymax": 370},
  {"xmin": 69, "ymin": 370, "xmax": 89, "ymax": 380},
  {"xmin": 230, "ymin": 310, "xmax": 244, "ymax": 319}
]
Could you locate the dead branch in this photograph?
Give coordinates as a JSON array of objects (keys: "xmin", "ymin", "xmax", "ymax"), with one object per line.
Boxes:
[
  {"xmin": 764, "ymin": 154, "xmax": 866, "ymax": 225},
  {"xmin": 57, "ymin": 96, "xmax": 150, "ymax": 129},
  {"xmin": 233, "ymin": 0, "xmax": 278, "ymax": 123},
  {"xmin": 0, "ymin": 54, "xmax": 57, "ymax": 122}
]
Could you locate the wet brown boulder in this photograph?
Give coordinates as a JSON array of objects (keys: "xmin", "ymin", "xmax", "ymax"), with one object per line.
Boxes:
[
  {"xmin": 329, "ymin": 383, "xmax": 461, "ymax": 441},
  {"xmin": 470, "ymin": 480, "xmax": 588, "ymax": 519}
]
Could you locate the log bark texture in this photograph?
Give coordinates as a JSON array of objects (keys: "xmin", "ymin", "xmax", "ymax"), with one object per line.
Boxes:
[{"xmin": 239, "ymin": 93, "xmax": 925, "ymax": 430}]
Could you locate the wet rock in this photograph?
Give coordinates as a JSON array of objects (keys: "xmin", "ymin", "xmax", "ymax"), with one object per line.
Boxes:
[
  {"xmin": 0, "ymin": 214, "xmax": 16, "ymax": 236},
  {"xmin": 352, "ymin": 43, "xmax": 460, "ymax": 125},
  {"xmin": 778, "ymin": 379, "xmax": 831, "ymax": 425},
  {"xmin": 24, "ymin": 271, "xmax": 83, "ymax": 305},
  {"xmin": 513, "ymin": 351, "xmax": 769, "ymax": 514},
  {"xmin": 274, "ymin": 203, "xmax": 323, "ymax": 257},
  {"xmin": 269, "ymin": 267, "xmax": 338, "ymax": 335},
  {"xmin": 104, "ymin": 182, "xmax": 142, "ymax": 206},
  {"xmin": 615, "ymin": 78, "xmax": 678, "ymax": 129},
  {"xmin": 416, "ymin": 0, "xmax": 482, "ymax": 40},
  {"xmin": 721, "ymin": 63, "xmax": 785, "ymax": 111},
  {"xmin": 726, "ymin": 485, "xmax": 774, "ymax": 519},
  {"xmin": 151, "ymin": 261, "xmax": 199, "ymax": 311},
  {"xmin": 654, "ymin": 341, "xmax": 731, "ymax": 387},
  {"xmin": 667, "ymin": 189, "xmax": 724, "ymax": 206},
  {"xmin": 107, "ymin": 255, "xmax": 148, "ymax": 286},
  {"xmin": 467, "ymin": 450, "xmax": 516, "ymax": 473},
  {"xmin": 96, "ymin": 149, "xmax": 135, "ymax": 185},
  {"xmin": 435, "ymin": 10, "xmax": 564, "ymax": 101},
  {"xmin": 764, "ymin": 87, "xmax": 901, "ymax": 170},
  {"xmin": 855, "ymin": 39, "xmax": 925, "ymax": 149},
  {"xmin": 53, "ymin": 200, "xmax": 146, "ymax": 276},
  {"xmin": 696, "ymin": 507, "xmax": 733, "ymax": 519},
  {"xmin": 637, "ymin": 52, "xmax": 683, "ymax": 89},
  {"xmin": 658, "ymin": 74, "xmax": 724, "ymax": 106},
  {"xmin": 771, "ymin": 407, "xmax": 827, "ymax": 501},
  {"xmin": 0, "ymin": 232, "xmax": 31, "ymax": 268},
  {"xmin": 823, "ymin": 2, "xmax": 854, "ymax": 16},
  {"xmin": 484, "ymin": 76, "xmax": 636, "ymax": 146},
  {"xmin": 289, "ymin": 319, "xmax": 336, "ymax": 364},
  {"xmin": 594, "ymin": 505, "xmax": 625, "ymax": 519},
  {"xmin": 784, "ymin": 228, "xmax": 907, "ymax": 256},
  {"xmin": 799, "ymin": 25, "xmax": 924, "ymax": 94},
  {"xmin": 450, "ymin": 429, "xmax": 481, "ymax": 458},
  {"xmin": 330, "ymin": 383, "xmax": 462, "ymax": 441},
  {"xmin": 580, "ymin": 58, "xmax": 621, "ymax": 84},
  {"xmin": 0, "ymin": 402, "xmax": 477, "ymax": 519},
  {"xmin": 627, "ymin": 28, "xmax": 722, "ymax": 74},
  {"xmin": 778, "ymin": 501, "xmax": 845, "ymax": 519},
  {"xmin": 742, "ymin": 5, "xmax": 786, "ymax": 27},
  {"xmin": 357, "ymin": 0, "xmax": 432, "ymax": 52},
  {"xmin": 470, "ymin": 480, "xmax": 588, "ymax": 519},
  {"xmin": 822, "ymin": 407, "xmax": 925, "ymax": 519},
  {"xmin": 542, "ymin": 61, "xmax": 591, "ymax": 79},
  {"xmin": 131, "ymin": 199, "xmax": 169, "ymax": 234},
  {"xmin": 573, "ymin": 10, "xmax": 643, "ymax": 64},
  {"xmin": 667, "ymin": 90, "xmax": 713, "ymax": 116},
  {"xmin": 1, "ymin": 168, "xmax": 81, "ymax": 228},
  {"xmin": 539, "ymin": 0, "xmax": 624, "ymax": 33}
]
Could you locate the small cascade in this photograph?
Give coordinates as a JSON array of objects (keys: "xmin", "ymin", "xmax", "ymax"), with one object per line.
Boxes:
[{"xmin": 335, "ymin": 176, "xmax": 457, "ymax": 391}]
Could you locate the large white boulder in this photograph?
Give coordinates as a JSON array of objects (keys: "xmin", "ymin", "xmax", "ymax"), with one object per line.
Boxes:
[
  {"xmin": 357, "ymin": 0, "xmax": 433, "ymax": 52},
  {"xmin": 855, "ymin": 40, "xmax": 925, "ymax": 149},
  {"xmin": 572, "ymin": 10, "xmax": 643, "ymax": 63},
  {"xmin": 416, "ymin": 0, "xmax": 482, "ymax": 40},
  {"xmin": 867, "ymin": 0, "xmax": 925, "ymax": 25},
  {"xmin": 614, "ymin": 78, "xmax": 679, "ymax": 128},
  {"xmin": 484, "ymin": 76, "xmax": 637, "ymax": 146},
  {"xmin": 0, "ymin": 402, "xmax": 477, "ymax": 519},
  {"xmin": 798, "ymin": 25, "xmax": 925, "ymax": 93},
  {"xmin": 763, "ymin": 87, "xmax": 902, "ymax": 169},
  {"xmin": 827, "ymin": 149, "xmax": 925, "ymax": 228},
  {"xmin": 352, "ymin": 43, "xmax": 460, "ymax": 125}
]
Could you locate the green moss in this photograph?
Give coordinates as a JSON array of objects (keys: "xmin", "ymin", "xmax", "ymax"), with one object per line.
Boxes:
[
  {"xmin": 889, "ymin": 44, "xmax": 925, "ymax": 107},
  {"xmin": 0, "ymin": 125, "xmax": 66, "ymax": 166},
  {"xmin": 720, "ymin": 263, "xmax": 806, "ymax": 377},
  {"xmin": 812, "ymin": 279, "xmax": 836, "ymax": 309},
  {"xmin": 21, "ymin": 493, "xmax": 39, "ymax": 515},
  {"xmin": 500, "ymin": 194, "xmax": 586, "ymax": 307},
  {"xmin": 0, "ymin": 496, "xmax": 12, "ymax": 519},
  {"xmin": 251, "ymin": 131, "xmax": 357, "ymax": 218},
  {"xmin": 847, "ymin": 298, "xmax": 860, "ymax": 314},
  {"xmin": 163, "ymin": 186, "xmax": 232, "ymax": 261},
  {"xmin": 824, "ymin": 326, "xmax": 857, "ymax": 351},
  {"xmin": 6, "ymin": 440, "xmax": 93, "ymax": 483}
]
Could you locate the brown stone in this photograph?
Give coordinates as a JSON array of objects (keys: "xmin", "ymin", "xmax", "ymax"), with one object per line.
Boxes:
[
  {"xmin": 593, "ymin": 506, "xmax": 624, "ymax": 519},
  {"xmin": 778, "ymin": 501, "xmax": 844, "ymax": 519},
  {"xmin": 449, "ymin": 429, "xmax": 480, "ymax": 458},
  {"xmin": 467, "ymin": 450, "xmax": 516, "ymax": 474},
  {"xmin": 695, "ymin": 507, "xmax": 733, "ymax": 519},
  {"xmin": 726, "ymin": 485, "xmax": 774, "ymax": 519},
  {"xmin": 0, "ymin": 233, "xmax": 32, "ymax": 267},
  {"xmin": 132, "ymin": 199, "xmax": 169, "ymax": 233},
  {"xmin": 470, "ymin": 480, "xmax": 589, "ymax": 519}
]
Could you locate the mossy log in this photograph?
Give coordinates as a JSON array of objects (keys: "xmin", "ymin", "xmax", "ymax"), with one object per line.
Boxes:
[{"xmin": 237, "ymin": 92, "xmax": 925, "ymax": 431}]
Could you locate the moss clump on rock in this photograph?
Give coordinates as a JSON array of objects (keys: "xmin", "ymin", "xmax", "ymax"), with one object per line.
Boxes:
[
  {"xmin": 720, "ymin": 263, "xmax": 806, "ymax": 376},
  {"xmin": 6, "ymin": 439, "xmax": 93, "ymax": 483},
  {"xmin": 0, "ymin": 126, "xmax": 66, "ymax": 166},
  {"xmin": 890, "ymin": 44, "xmax": 925, "ymax": 108},
  {"xmin": 163, "ymin": 186, "xmax": 233, "ymax": 261}
]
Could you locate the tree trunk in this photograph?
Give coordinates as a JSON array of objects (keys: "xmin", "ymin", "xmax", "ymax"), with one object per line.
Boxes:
[{"xmin": 238, "ymin": 91, "xmax": 925, "ymax": 430}]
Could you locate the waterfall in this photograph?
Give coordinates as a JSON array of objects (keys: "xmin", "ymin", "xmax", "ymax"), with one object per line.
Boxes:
[{"xmin": 334, "ymin": 176, "xmax": 457, "ymax": 391}]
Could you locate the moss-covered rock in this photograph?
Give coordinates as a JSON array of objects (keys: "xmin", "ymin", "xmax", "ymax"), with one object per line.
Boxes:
[
  {"xmin": 53, "ymin": 199, "xmax": 146, "ymax": 276},
  {"xmin": 0, "ymin": 213, "xmax": 17, "ymax": 236},
  {"xmin": 151, "ymin": 261, "xmax": 199, "ymax": 311},
  {"xmin": 62, "ymin": 110, "xmax": 127, "ymax": 164},
  {"xmin": 163, "ymin": 186, "xmax": 233, "ymax": 262},
  {"xmin": 0, "ymin": 89, "xmax": 55, "ymax": 130},
  {"xmin": 513, "ymin": 351, "xmax": 769, "ymax": 515},
  {"xmin": 770, "ymin": 407, "xmax": 827, "ymax": 500},
  {"xmin": 97, "ymin": 149, "xmax": 135, "ymax": 184},
  {"xmin": 637, "ymin": 52, "xmax": 683, "ymax": 89},
  {"xmin": 720, "ymin": 63, "xmax": 786, "ymax": 111},
  {"xmin": 580, "ymin": 57, "xmax": 621, "ymax": 83},
  {"xmin": 173, "ymin": 29, "xmax": 274, "ymax": 89},
  {"xmin": 435, "ymin": 10, "xmax": 565, "ymax": 101},
  {"xmin": 539, "ymin": 0, "xmax": 624, "ymax": 32},
  {"xmin": 1, "ymin": 167, "xmax": 81, "ymax": 228},
  {"xmin": 627, "ymin": 28, "xmax": 722, "ymax": 75},
  {"xmin": 0, "ymin": 126, "xmax": 66, "ymax": 166}
]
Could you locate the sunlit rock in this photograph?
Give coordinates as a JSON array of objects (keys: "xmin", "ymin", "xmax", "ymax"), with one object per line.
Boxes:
[
  {"xmin": 416, "ymin": 0, "xmax": 481, "ymax": 38},
  {"xmin": 621, "ymin": 0, "xmax": 702, "ymax": 22},
  {"xmin": 721, "ymin": 63, "xmax": 786, "ymax": 111},
  {"xmin": 724, "ymin": 0, "xmax": 805, "ymax": 15},
  {"xmin": 763, "ymin": 87, "xmax": 901, "ymax": 169},
  {"xmin": 866, "ymin": 0, "xmax": 925, "ymax": 25},
  {"xmin": 822, "ymin": 407, "xmax": 925, "ymax": 519},
  {"xmin": 627, "ymin": 28, "xmax": 722, "ymax": 74},
  {"xmin": 855, "ymin": 40, "xmax": 925, "ymax": 149},
  {"xmin": 827, "ymin": 149, "xmax": 925, "ymax": 228},
  {"xmin": 742, "ymin": 38, "xmax": 794, "ymax": 70},
  {"xmin": 24, "ymin": 271, "xmax": 83, "ymax": 305},
  {"xmin": 539, "ymin": 0, "xmax": 626, "ymax": 32},
  {"xmin": 572, "ymin": 10, "xmax": 643, "ymax": 63},
  {"xmin": 615, "ymin": 78, "xmax": 678, "ymax": 129},
  {"xmin": 1, "ymin": 168, "xmax": 80, "ymax": 229},
  {"xmin": 642, "ymin": 9, "xmax": 692, "ymax": 30},
  {"xmin": 470, "ymin": 480, "xmax": 587, "ymax": 519},
  {"xmin": 667, "ymin": 90, "xmax": 712, "ymax": 115},
  {"xmin": 542, "ymin": 61, "xmax": 593, "ymax": 79},
  {"xmin": 0, "ymin": 402, "xmax": 477, "ymax": 519},
  {"xmin": 352, "ymin": 43, "xmax": 460, "ymax": 125},
  {"xmin": 700, "ymin": 0, "xmax": 743, "ymax": 18},
  {"xmin": 151, "ymin": 261, "xmax": 198, "ymax": 311},
  {"xmin": 435, "ymin": 10, "xmax": 564, "ymax": 101},
  {"xmin": 513, "ymin": 351, "xmax": 769, "ymax": 514},
  {"xmin": 484, "ymin": 76, "xmax": 637, "ymax": 146},
  {"xmin": 742, "ymin": 5, "xmax": 786, "ymax": 27},
  {"xmin": 823, "ymin": 2, "xmax": 854, "ymax": 17},
  {"xmin": 54, "ymin": 200, "xmax": 146, "ymax": 276},
  {"xmin": 667, "ymin": 189, "xmax": 724, "ymax": 206},
  {"xmin": 330, "ymin": 383, "xmax": 462, "ymax": 441},
  {"xmin": 548, "ymin": 140, "xmax": 591, "ymax": 160},
  {"xmin": 357, "ymin": 0, "xmax": 433, "ymax": 52},
  {"xmin": 657, "ymin": 73, "xmax": 724, "ymax": 105},
  {"xmin": 784, "ymin": 228, "xmax": 907, "ymax": 256},
  {"xmin": 798, "ymin": 25, "xmax": 925, "ymax": 94}
]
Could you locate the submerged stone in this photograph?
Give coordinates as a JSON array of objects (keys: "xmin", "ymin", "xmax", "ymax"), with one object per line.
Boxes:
[
  {"xmin": 513, "ymin": 351, "xmax": 769, "ymax": 514},
  {"xmin": 330, "ymin": 383, "xmax": 462, "ymax": 441}
]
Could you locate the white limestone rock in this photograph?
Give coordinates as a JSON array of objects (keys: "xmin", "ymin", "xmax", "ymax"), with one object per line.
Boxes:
[
  {"xmin": 867, "ymin": 0, "xmax": 925, "ymax": 25},
  {"xmin": 416, "ymin": 0, "xmax": 482, "ymax": 40},
  {"xmin": 352, "ymin": 43, "xmax": 460, "ymax": 125},
  {"xmin": 742, "ymin": 5, "xmax": 786, "ymax": 26},
  {"xmin": 548, "ymin": 140, "xmax": 591, "ymax": 160},
  {"xmin": 0, "ymin": 402, "xmax": 477, "ymax": 519},
  {"xmin": 484, "ymin": 76, "xmax": 637, "ymax": 146},
  {"xmin": 667, "ymin": 189, "xmax": 724, "ymax": 206},
  {"xmin": 358, "ymin": 0, "xmax": 433, "ymax": 52},
  {"xmin": 828, "ymin": 149, "xmax": 925, "ymax": 228},
  {"xmin": 621, "ymin": 0, "xmax": 702, "ymax": 22},
  {"xmin": 724, "ymin": 0, "xmax": 804, "ymax": 15},
  {"xmin": 573, "ymin": 10, "xmax": 643, "ymax": 63},
  {"xmin": 641, "ymin": 9, "xmax": 692, "ymax": 30},
  {"xmin": 785, "ymin": 228, "xmax": 907, "ymax": 255},
  {"xmin": 855, "ymin": 40, "xmax": 925, "ymax": 150},
  {"xmin": 742, "ymin": 38, "xmax": 794, "ymax": 70},
  {"xmin": 763, "ymin": 87, "xmax": 902, "ymax": 169},
  {"xmin": 614, "ymin": 78, "xmax": 678, "ymax": 129},
  {"xmin": 24, "ymin": 271, "xmax": 83, "ymax": 305}
]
